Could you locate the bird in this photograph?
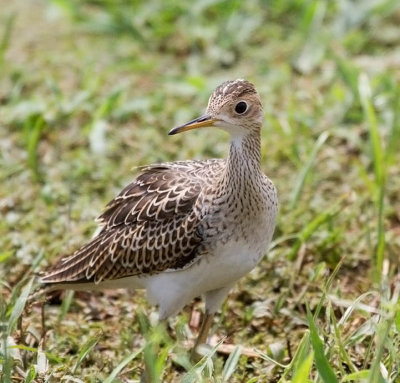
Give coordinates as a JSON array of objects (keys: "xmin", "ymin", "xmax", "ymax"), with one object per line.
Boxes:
[{"xmin": 39, "ymin": 79, "xmax": 278, "ymax": 358}]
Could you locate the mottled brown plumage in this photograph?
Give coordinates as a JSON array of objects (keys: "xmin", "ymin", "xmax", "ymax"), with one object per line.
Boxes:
[
  {"xmin": 41, "ymin": 160, "xmax": 224, "ymax": 284},
  {"xmin": 39, "ymin": 79, "xmax": 278, "ymax": 358}
]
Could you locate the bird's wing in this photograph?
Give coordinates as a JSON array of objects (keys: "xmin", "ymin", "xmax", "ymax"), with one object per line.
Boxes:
[{"xmin": 40, "ymin": 160, "xmax": 224, "ymax": 285}]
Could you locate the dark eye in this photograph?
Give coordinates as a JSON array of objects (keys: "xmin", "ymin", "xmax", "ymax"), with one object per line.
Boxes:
[{"xmin": 234, "ymin": 101, "xmax": 248, "ymax": 114}]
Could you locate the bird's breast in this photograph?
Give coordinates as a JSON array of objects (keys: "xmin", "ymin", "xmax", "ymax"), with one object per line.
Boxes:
[{"xmin": 200, "ymin": 177, "xmax": 278, "ymax": 268}]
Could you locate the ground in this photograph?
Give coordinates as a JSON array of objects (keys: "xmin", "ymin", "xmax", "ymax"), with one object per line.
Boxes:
[{"xmin": 1, "ymin": 0, "xmax": 400, "ymax": 382}]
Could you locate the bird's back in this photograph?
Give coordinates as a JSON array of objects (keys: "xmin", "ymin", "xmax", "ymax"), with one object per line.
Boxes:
[{"xmin": 40, "ymin": 159, "xmax": 226, "ymax": 285}]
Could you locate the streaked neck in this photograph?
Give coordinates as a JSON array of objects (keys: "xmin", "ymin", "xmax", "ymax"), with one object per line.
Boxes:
[{"xmin": 223, "ymin": 129, "xmax": 262, "ymax": 188}]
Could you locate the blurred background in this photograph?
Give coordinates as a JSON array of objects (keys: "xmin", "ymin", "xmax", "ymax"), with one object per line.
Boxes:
[{"xmin": 1, "ymin": 0, "xmax": 400, "ymax": 381}]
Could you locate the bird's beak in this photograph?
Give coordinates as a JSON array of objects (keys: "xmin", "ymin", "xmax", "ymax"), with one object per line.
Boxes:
[{"xmin": 168, "ymin": 114, "xmax": 217, "ymax": 135}]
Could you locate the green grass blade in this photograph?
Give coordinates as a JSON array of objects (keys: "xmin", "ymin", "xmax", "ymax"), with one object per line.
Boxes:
[
  {"xmin": 312, "ymin": 255, "xmax": 346, "ymax": 320},
  {"xmin": 277, "ymin": 331, "xmax": 310, "ymax": 383},
  {"xmin": 30, "ymin": 249, "xmax": 46, "ymax": 273},
  {"xmin": 387, "ymin": 84, "xmax": 400, "ymax": 161},
  {"xmin": 72, "ymin": 334, "xmax": 100, "ymax": 373},
  {"xmin": 332, "ymin": 54, "xmax": 360, "ymax": 95},
  {"xmin": 221, "ymin": 345, "xmax": 242, "ymax": 382},
  {"xmin": 0, "ymin": 12, "xmax": 15, "ymax": 69},
  {"xmin": 358, "ymin": 73, "xmax": 384, "ymax": 184},
  {"xmin": 342, "ymin": 370, "xmax": 370, "ymax": 381},
  {"xmin": 181, "ymin": 338, "xmax": 224, "ymax": 383},
  {"xmin": 306, "ymin": 305, "xmax": 339, "ymax": 383},
  {"xmin": 292, "ymin": 351, "xmax": 313, "ymax": 383},
  {"xmin": 288, "ymin": 193, "xmax": 346, "ymax": 260},
  {"xmin": 8, "ymin": 277, "xmax": 34, "ymax": 334},
  {"xmin": 24, "ymin": 115, "xmax": 45, "ymax": 183},
  {"xmin": 2, "ymin": 278, "xmax": 34, "ymax": 381},
  {"xmin": 152, "ymin": 337, "xmax": 171, "ymax": 383},
  {"xmin": 375, "ymin": 184, "xmax": 385, "ymax": 280},
  {"xmin": 137, "ymin": 311, "xmax": 173, "ymax": 382},
  {"xmin": 255, "ymin": 349, "xmax": 288, "ymax": 369},
  {"xmin": 1, "ymin": 325, "xmax": 11, "ymax": 383},
  {"xmin": 367, "ymin": 318, "xmax": 391, "ymax": 383},
  {"xmin": 57, "ymin": 290, "xmax": 74, "ymax": 324},
  {"xmin": 8, "ymin": 344, "xmax": 63, "ymax": 363},
  {"xmin": 0, "ymin": 251, "xmax": 13, "ymax": 263},
  {"xmin": 330, "ymin": 306, "xmax": 357, "ymax": 374},
  {"xmin": 103, "ymin": 347, "xmax": 144, "ymax": 383},
  {"xmin": 24, "ymin": 364, "xmax": 37, "ymax": 383},
  {"xmin": 290, "ymin": 131, "xmax": 329, "ymax": 209},
  {"xmin": 358, "ymin": 73, "xmax": 386, "ymax": 280},
  {"xmin": 289, "ymin": 330, "xmax": 311, "ymax": 373}
]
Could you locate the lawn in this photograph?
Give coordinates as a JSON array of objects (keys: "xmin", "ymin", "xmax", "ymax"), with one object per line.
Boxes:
[{"xmin": 1, "ymin": 0, "xmax": 400, "ymax": 382}]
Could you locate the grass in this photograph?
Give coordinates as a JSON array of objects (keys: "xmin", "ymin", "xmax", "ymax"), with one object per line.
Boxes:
[{"xmin": 1, "ymin": 0, "xmax": 400, "ymax": 381}]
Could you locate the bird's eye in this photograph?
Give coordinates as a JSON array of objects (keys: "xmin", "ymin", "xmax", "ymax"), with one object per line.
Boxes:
[{"xmin": 234, "ymin": 101, "xmax": 248, "ymax": 114}]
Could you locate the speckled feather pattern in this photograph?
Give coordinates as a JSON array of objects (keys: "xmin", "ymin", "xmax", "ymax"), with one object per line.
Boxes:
[
  {"xmin": 40, "ymin": 79, "xmax": 278, "ymax": 307},
  {"xmin": 40, "ymin": 160, "xmax": 225, "ymax": 284}
]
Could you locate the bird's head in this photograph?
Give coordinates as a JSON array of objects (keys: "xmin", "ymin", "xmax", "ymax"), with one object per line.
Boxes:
[{"xmin": 169, "ymin": 79, "xmax": 264, "ymax": 138}]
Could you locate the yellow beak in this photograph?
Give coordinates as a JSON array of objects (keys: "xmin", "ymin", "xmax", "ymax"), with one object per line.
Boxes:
[{"xmin": 168, "ymin": 115, "xmax": 217, "ymax": 135}]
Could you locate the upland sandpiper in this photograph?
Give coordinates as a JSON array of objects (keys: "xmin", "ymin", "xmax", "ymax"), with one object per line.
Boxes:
[{"xmin": 40, "ymin": 79, "xmax": 278, "ymax": 357}]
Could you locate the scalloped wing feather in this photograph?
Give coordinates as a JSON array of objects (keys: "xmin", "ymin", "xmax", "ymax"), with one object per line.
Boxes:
[
  {"xmin": 96, "ymin": 160, "xmax": 223, "ymax": 228},
  {"xmin": 40, "ymin": 160, "xmax": 224, "ymax": 285}
]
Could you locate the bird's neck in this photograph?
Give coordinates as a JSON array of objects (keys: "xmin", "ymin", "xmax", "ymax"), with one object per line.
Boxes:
[{"xmin": 224, "ymin": 129, "xmax": 262, "ymax": 185}]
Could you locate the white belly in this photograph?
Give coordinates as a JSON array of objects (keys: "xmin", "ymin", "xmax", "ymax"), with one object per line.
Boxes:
[
  {"xmin": 90, "ymin": 239, "xmax": 264, "ymax": 318},
  {"xmin": 94, "ymin": 199, "xmax": 277, "ymax": 319},
  {"xmin": 143, "ymin": 230, "xmax": 272, "ymax": 318}
]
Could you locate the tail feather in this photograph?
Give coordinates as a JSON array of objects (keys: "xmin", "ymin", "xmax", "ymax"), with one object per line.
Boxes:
[{"xmin": 40, "ymin": 234, "xmax": 107, "ymax": 284}]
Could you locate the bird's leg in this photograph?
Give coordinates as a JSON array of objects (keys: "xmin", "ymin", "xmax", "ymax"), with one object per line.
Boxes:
[
  {"xmin": 191, "ymin": 311, "xmax": 214, "ymax": 362},
  {"xmin": 190, "ymin": 285, "xmax": 233, "ymax": 362}
]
